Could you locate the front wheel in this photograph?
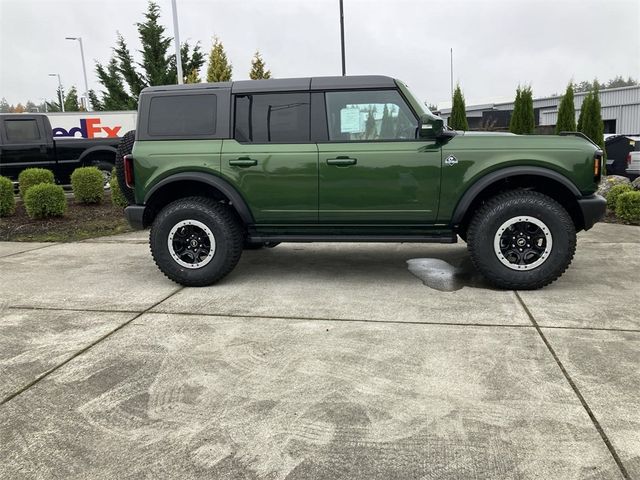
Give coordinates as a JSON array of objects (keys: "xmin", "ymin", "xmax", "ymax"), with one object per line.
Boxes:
[
  {"xmin": 150, "ymin": 197, "xmax": 243, "ymax": 286},
  {"xmin": 467, "ymin": 190, "xmax": 576, "ymax": 290}
]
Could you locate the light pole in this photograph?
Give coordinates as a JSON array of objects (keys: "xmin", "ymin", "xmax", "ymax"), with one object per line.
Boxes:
[
  {"xmin": 339, "ymin": 0, "xmax": 346, "ymax": 76},
  {"xmin": 48, "ymin": 73, "xmax": 65, "ymax": 112},
  {"xmin": 171, "ymin": 0, "xmax": 184, "ymax": 84},
  {"xmin": 65, "ymin": 37, "xmax": 91, "ymax": 111}
]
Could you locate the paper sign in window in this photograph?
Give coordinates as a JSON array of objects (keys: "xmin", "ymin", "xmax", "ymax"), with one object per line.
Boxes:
[{"xmin": 340, "ymin": 107, "xmax": 363, "ymax": 133}]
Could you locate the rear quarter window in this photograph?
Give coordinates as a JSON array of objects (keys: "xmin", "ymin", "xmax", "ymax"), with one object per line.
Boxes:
[
  {"xmin": 148, "ymin": 94, "xmax": 217, "ymax": 137},
  {"xmin": 4, "ymin": 119, "xmax": 41, "ymax": 142}
]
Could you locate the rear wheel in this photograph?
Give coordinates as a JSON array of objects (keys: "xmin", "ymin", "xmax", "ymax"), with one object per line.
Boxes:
[
  {"xmin": 91, "ymin": 160, "xmax": 115, "ymax": 190},
  {"xmin": 150, "ymin": 197, "xmax": 243, "ymax": 286},
  {"xmin": 115, "ymin": 130, "xmax": 136, "ymax": 205},
  {"xmin": 467, "ymin": 190, "xmax": 576, "ymax": 290}
]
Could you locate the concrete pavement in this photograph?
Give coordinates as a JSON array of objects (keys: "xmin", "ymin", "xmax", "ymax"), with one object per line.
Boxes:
[{"xmin": 0, "ymin": 223, "xmax": 638, "ymax": 479}]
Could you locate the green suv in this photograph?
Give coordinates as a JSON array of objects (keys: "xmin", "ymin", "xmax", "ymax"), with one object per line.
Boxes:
[{"xmin": 117, "ymin": 75, "xmax": 606, "ymax": 289}]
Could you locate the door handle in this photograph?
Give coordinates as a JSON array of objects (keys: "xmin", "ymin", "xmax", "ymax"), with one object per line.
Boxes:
[
  {"xmin": 229, "ymin": 157, "xmax": 258, "ymax": 167},
  {"xmin": 326, "ymin": 157, "xmax": 357, "ymax": 166}
]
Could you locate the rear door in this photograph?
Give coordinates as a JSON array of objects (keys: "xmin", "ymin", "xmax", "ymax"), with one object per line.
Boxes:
[
  {"xmin": 220, "ymin": 92, "xmax": 318, "ymax": 224},
  {"xmin": 316, "ymin": 89, "xmax": 441, "ymax": 224},
  {"xmin": 0, "ymin": 116, "xmax": 54, "ymax": 181}
]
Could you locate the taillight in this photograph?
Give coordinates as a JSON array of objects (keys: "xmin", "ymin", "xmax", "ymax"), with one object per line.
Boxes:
[
  {"xmin": 124, "ymin": 154, "xmax": 134, "ymax": 188},
  {"xmin": 594, "ymin": 151, "xmax": 602, "ymax": 181},
  {"xmin": 627, "ymin": 153, "xmax": 632, "ymax": 166}
]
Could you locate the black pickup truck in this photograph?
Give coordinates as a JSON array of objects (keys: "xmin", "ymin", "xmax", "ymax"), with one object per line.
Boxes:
[{"xmin": 0, "ymin": 114, "xmax": 119, "ymax": 187}]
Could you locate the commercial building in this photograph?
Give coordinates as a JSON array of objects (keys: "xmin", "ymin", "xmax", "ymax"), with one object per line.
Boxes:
[{"xmin": 438, "ymin": 85, "xmax": 640, "ymax": 134}]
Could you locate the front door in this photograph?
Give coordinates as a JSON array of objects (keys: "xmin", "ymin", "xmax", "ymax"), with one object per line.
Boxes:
[
  {"xmin": 220, "ymin": 92, "xmax": 318, "ymax": 224},
  {"xmin": 0, "ymin": 116, "xmax": 54, "ymax": 181},
  {"xmin": 318, "ymin": 89, "xmax": 441, "ymax": 224}
]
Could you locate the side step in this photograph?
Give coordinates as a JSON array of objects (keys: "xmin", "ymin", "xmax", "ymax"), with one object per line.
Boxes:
[{"xmin": 248, "ymin": 234, "xmax": 457, "ymax": 244}]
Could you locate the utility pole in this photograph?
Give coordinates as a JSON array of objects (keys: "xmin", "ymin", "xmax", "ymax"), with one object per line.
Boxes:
[
  {"xmin": 65, "ymin": 37, "xmax": 91, "ymax": 111},
  {"xmin": 48, "ymin": 73, "xmax": 65, "ymax": 112},
  {"xmin": 339, "ymin": 0, "xmax": 346, "ymax": 76},
  {"xmin": 171, "ymin": 0, "xmax": 184, "ymax": 84}
]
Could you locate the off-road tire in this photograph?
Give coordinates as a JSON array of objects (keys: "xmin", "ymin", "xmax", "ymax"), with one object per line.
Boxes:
[
  {"xmin": 467, "ymin": 190, "xmax": 576, "ymax": 290},
  {"xmin": 115, "ymin": 130, "xmax": 136, "ymax": 205},
  {"xmin": 150, "ymin": 197, "xmax": 243, "ymax": 286}
]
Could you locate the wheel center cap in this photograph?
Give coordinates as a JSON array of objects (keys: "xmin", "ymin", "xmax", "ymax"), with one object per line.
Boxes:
[
  {"xmin": 516, "ymin": 238, "xmax": 526, "ymax": 247},
  {"xmin": 190, "ymin": 239, "xmax": 198, "ymax": 248}
]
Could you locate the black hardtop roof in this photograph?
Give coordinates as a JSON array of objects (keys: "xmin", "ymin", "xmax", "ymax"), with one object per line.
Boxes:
[{"xmin": 141, "ymin": 75, "xmax": 398, "ymax": 94}]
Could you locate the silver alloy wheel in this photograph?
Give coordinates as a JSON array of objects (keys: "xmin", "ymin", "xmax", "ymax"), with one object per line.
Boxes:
[
  {"xmin": 167, "ymin": 220, "xmax": 216, "ymax": 269},
  {"xmin": 493, "ymin": 216, "xmax": 553, "ymax": 271},
  {"xmin": 101, "ymin": 169, "xmax": 111, "ymax": 190}
]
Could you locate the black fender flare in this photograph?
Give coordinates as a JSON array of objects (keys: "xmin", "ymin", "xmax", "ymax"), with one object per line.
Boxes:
[
  {"xmin": 144, "ymin": 172, "xmax": 255, "ymax": 225},
  {"xmin": 451, "ymin": 166, "xmax": 582, "ymax": 225},
  {"xmin": 78, "ymin": 145, "xmax": 117, "ymax": 164}
]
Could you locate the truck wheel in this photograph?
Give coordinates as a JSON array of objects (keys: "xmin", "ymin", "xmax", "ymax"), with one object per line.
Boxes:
[
  {"xmin": 467, "ymin": 190, "xmax": 576, "ymax": 290},
  {"xmin": 115, "ymin": 130, "xmax": 136, "ymax": 205},
  {"xmin": 150, "ymin": 197, "xmax": 243, "ymax": 286},
  {"xmin": 92, "ymin": 160, "xmax": 115, "ymax": 190}
]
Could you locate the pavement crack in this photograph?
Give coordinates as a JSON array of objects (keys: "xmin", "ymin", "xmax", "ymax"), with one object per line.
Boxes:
[
  {"xmin": 0, "ymin": 286, "xmax": 184, "ymax": 407},
  {"xmin": 515, "ymin": 291, "xmax": 631, "ymax": 480},
  {"xmin": 0, "ymin": 243, "xmax": 60, "ymax": 259}
]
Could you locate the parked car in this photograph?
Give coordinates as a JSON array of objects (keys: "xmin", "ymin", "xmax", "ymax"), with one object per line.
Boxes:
[
  {"xmin": 0, "ymin": 113, "xmax": 119, "ymax": 187},
  {"xmin": 116, "ymin": 75, "xmax": 606, "ymax": 290},
  {"xmin": 626, "ymin": 151, "xmax": 640, "ymax": 180},
  {"xmin": 605, "ymin": 134, "xmax": 640, "ymax": 177}
]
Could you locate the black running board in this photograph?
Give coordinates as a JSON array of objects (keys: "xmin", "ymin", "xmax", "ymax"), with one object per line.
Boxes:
[{"xmin": 248, "ymin": 234, "xmax": 457, "ymax": 244}]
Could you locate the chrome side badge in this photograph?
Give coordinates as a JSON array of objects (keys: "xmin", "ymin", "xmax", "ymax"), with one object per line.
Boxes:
[{"xmin": 445, "ymin": 155, "xmax": 458, "ymax": 166}]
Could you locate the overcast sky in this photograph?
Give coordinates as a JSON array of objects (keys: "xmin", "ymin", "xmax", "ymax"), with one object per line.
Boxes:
[{"xmin": 1, "ymin": 0, "xmax": 638, "ymax": 108}]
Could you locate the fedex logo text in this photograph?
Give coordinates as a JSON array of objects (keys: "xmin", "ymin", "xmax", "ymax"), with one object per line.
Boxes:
[{"xmin": 52, "ymin": 118, "xmax": 122, "ymax": 138}]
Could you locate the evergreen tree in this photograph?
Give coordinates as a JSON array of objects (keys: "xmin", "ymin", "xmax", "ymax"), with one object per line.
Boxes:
[
  {"xmin": 509, "ymin": 87, "xmax": 523, "ymax": 134},
  {"xmin": 249, "ymin": 51, "xmax": 271, "ymax": 80},
  {"xmin": 379, "ymin": 104, "xmax": 395, "ymax": 138},
  {"xmin": 88, "ymin": 90, "xmax": 104, "ymax": 111},
  {"xmin": 364, "ymin": 106, "xmax": 377, "ymax": 139},
  {"xmin": 577, "ymin": 91, "xmax": 591, "ymax": 133},
  {"xmin": 137, "ymin": 1, "xmax": 173, "ymax": 86},
  {"xmin": 0, "ymin": 98, "xmax": 10, "ymax": 113},
  {"xmin": 580, "ymin": 82, "xmax": 605, "ymax": 153},
  {"xmin": 114, "ymin": 33, "xmax": 145, "ymax": 97},
  {"xmin": 449, "ymin": 84, "xmax": 469, "ymax": 130},
  {"xmin": 555, "ymin": 83, "xmax": 576, "ymax": 133},
  {"xmin": 64, "ymin": 86, "xmax": 80, "ymax": 111},
  {"xmin": 169, "ymin": 42, "xmax": 205, "ymax": 83},
  {"xmin": 96, "ymin": 58, "xmax": 136, "ymax": 110},
  {"xmin": 206, "ymin": 37, "xmax": 232, "ymax": 82},
  {"xmin": 521, "ymin": 86, "xmax": 535, "ymax": 134}
]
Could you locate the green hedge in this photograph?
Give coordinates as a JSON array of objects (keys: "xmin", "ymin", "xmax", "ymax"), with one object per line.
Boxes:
[
  {"xmin": 109, "ymin": 168, "xmax": 128, "ymax": 208},
  {"xmin": 606, "ymin": 184, "xmax": 633, "ymax": 212},
  {"xmin": 0, "ymin": 175, "xmax": 15, "ymax": 217},
  {"xmin": 71, "ymin": 166, "xmax": 104, "ymax": 204},
  {"xmin": 616, "ymin": 191, "xmax": 640, "ymax": 223},
  {"xmin": 24, "ymin": 183, "xmax": 67, "ymax": 219},
  {"xmin": 18, "ymin": 168, "xmax": 54, "ymax": 198}
]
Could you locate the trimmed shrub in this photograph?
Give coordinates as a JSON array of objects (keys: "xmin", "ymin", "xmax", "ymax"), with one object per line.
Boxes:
[
  {"xmin": 606, "ymin": 184, "xmax": 633, "ymax": 211},
  {"xmin": 616, "ymin": 191, "xmax": 640, "ymax": 223},
  {"xmin": 0, "ymin": 175, "xmax": 15, "ymax": 217},
  {"xmin": 71, "ymin": 166, "xmax": 104, "ymax": 204},
  {"xmin": 109, "ymin": 168, "xmax": 128, "ymax": 208},
  {"xmin": 24, "ymin": 183, "xmax": 67, "ymax": 219},
  {"xmin": 18, "ymin": 168, "xmax": 54, "ymax": 198}
]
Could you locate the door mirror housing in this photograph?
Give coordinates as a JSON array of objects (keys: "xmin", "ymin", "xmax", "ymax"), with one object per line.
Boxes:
[{"xmin": 418, "ymin": 114, "xmax": 454, "ymax": 139}]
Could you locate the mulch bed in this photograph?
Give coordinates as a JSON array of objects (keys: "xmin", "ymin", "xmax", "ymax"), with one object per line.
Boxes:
[{"xmin": 0, "ymin": 192, "xmax": 132, "ymax": 242}]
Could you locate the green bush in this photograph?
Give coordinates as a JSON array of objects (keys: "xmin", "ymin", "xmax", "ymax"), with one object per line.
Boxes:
[
  {"xmin": 71, "ymin": 166, "xmax": 104, "ymax": 204},
  {"xmin": 18, "ymin": 168, "xmax": 54, "ymax": 198},
  {"xmin": 24, "ymin": 183, "xmax": 67, "ymax": 219},
  {"xmin": 616, "ymin": 191, "xmax": 640, "ymax": 223},
  {"xmin": 109, "ymin": 168, "xmax": 128, "ymax": 208},
  {"xmin": 0, "ymin": 175, "xmax": 16, "ymax": 217},
  {"xmin": 606, "ymin": 184, "xmax": 633, "ymax": 211}
]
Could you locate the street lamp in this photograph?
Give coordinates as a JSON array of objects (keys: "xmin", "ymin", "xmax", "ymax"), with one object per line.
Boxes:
[
  {"xmin": 65, "ymin": 37, "xmax": 91, "ymax": 111},
  {"xmin": 171, "ymin": 0, "xmax": 184, "ymax": 84},
  {"xmin": 48, "ymin": 73, "xmax": 65, "ymax": 112}
]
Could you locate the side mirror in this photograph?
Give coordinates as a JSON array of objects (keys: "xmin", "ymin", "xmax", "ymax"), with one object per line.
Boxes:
[{"xmin": 418, "ymin": 114, "xmax": 444, "ymax": 139}]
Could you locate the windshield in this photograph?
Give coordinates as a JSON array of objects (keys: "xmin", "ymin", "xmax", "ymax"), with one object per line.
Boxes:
[{"xmin": 396, "ymin": 81, "xmax": 428, "ymax": 117}]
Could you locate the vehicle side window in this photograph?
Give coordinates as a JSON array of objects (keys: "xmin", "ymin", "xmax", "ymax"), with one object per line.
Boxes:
[
  {"xmin": 234, "ymin": 93, "xmax": 310, "ymax": 143},
  {"xmin": 148, "ymin": 94, "xmax": 217, "ymax": 137},
  {"xmin": 325, "ymin": 90, "xmax": 417, "ymax": 141},
  {"xmin": 4, "ymin": 119, "xmax": 41, "ymax": 143}
]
